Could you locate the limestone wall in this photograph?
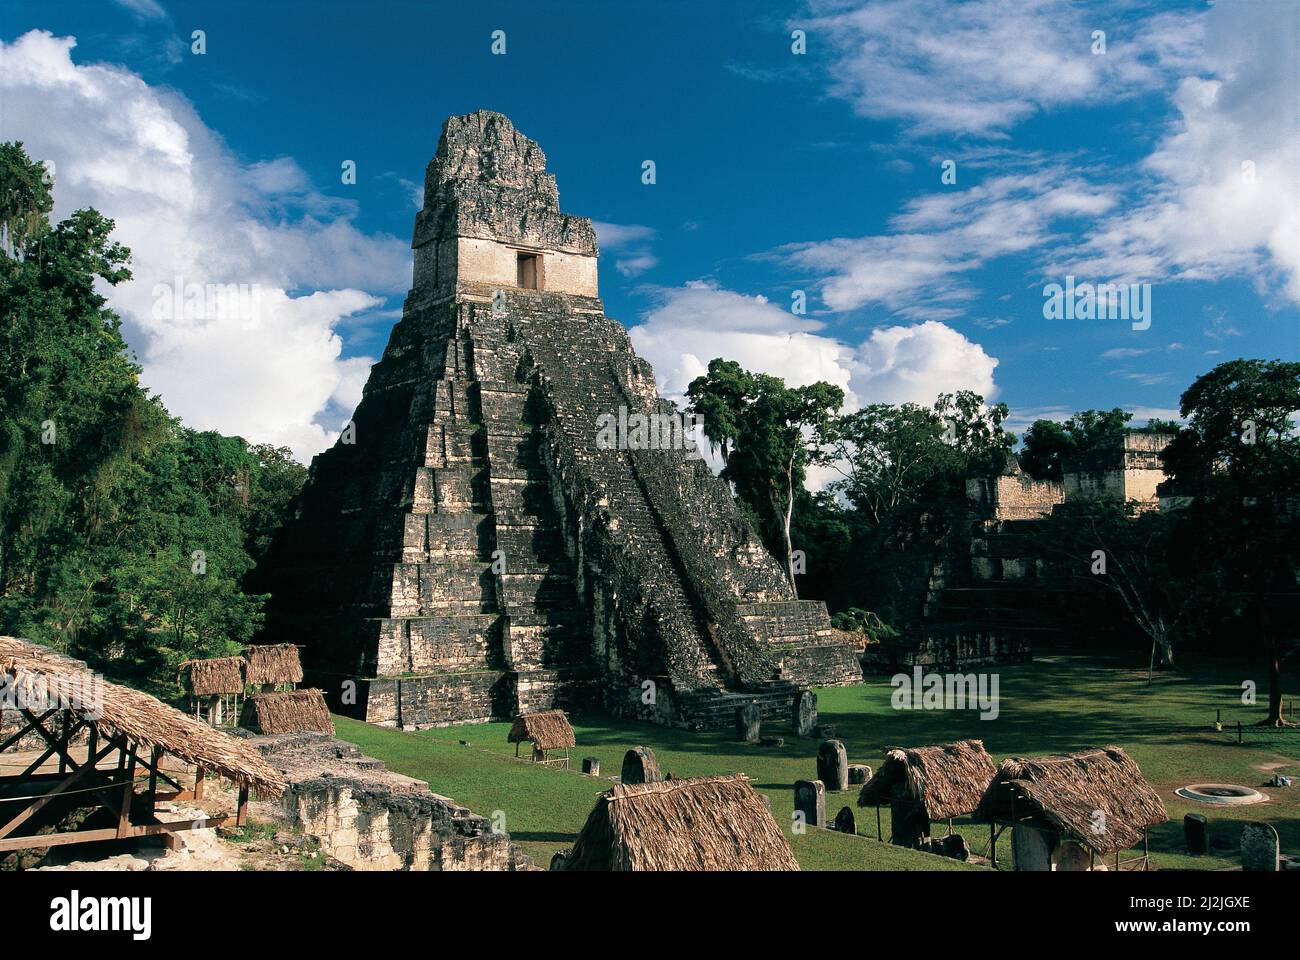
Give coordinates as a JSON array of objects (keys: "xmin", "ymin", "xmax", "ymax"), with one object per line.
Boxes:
[
  {"xmin": 967, "ymin": 473, "xmax": 1063, "ymax": 520},
  {"xmin": 455, "ymin": 237, "xmax": 598, "ymax": 298},
  {"xmin": 256, "ymin": 733, "xmax": 533, "ymax": 872}
]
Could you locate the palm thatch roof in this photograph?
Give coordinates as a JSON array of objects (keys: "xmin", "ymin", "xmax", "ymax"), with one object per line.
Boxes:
[
  {"xmin": 976, "ymin": 746, "xmax": 1168, "ymax": 854},
  {"xmin": 556, "ymin": 774, "xmax": 799, "ymax": 871},
  {"xmin": 507, "ymin": 709, "xmax": 575, "ymax": 751},
  {"xmin": 178, "ymin": 656, "xmax": 245, "ymax": 696},
  {"xmin": 241, "ymin": 689, "xmax": 333, "ymax": 736},
  {"xmin": 242, "ymin": 644, "xmax": 303, "ymax": 686},
  {"xmin": 0, "ymin": 637, "xmax": 284, "ymax": 797},
  {"xmin": 857, "ymin": 739, "xmax": 996, "ymax": 821}
]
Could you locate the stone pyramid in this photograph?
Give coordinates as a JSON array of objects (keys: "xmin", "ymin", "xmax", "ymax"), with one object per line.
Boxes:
[{"xmin": 252, "ymin": 111, "xmax": 860, "ymax": 729}]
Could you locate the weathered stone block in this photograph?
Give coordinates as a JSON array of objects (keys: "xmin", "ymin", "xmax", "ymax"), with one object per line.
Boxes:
[
  {"xmin": 816, "ymin": 739, "xmax": 849, "ymax": 791},
  {"xmin": 792, "ymin": 690, "xmax": 818, "ymax": 737},
  {"xmin": 735, "ymin": 703, "xmax": 761, "ymax": 743},
  {"xmin": 1241, "ymin": 822, "xmax": 1280, "ymax": 871},
  {"xmin": 620, "ymin": 746, "xmax": 662, "ymax": 785},
  {"xmin": 794, "ymin": 779, "xmax": 825, "ymax": 829},
  {"xmin": 1184, "ymin": 812, "xmax": 1208, "ymax": 855}
]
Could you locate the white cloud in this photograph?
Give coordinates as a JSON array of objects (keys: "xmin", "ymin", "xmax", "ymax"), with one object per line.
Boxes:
[
  {"xmin": 0, "ymin": 30, "xmax": 410, "ymax": 461},
  {"xmin": 592, "ymin": 221, "xmax": 654, "ymax": 249},
  {"xmin": 799, "ymin": 1, "xmax": 1299, "ymax": 308},
  {"xmin": 629, "ymin": 281, "xmax": 850, "ymax": 403},
  {"xmin": 631, "ymin": 283, "xmax": 1000, "ymax": 490},
  {"xmin": 630, "ymin": 282, "xmax": 998, "ymax": 409},
  {"xmin": 593, "ymin": 220, "xmax": 657, "ymax": 278},
  {"xmin": 802, "ymin": 0, "xmax": 1203, "ymax": 137},
  {"xmin": 848, "ymin": 320, "xmax": 998, "ymax": 405},
  {"xmin": 111, "ymin": 0, "xmax": 168, "ymax": 20},
  {"xmin": 1061, "ymin": 2, "xmax": 1300, "ymax": 302},
  {"xmin": 782, "ymin": 171, "xmax": 1116, "ymax": 315}
]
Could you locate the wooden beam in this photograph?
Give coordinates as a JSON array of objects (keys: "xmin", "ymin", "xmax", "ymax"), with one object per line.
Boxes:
[
  {"xmin": 0, "ymin": 754, "xmax": 106, "ymax": 840},
  {"xmin": 0, "ymin": 813, "xmax": 242, "ymax": 853},
  {"xmin": 119, "ymin": 742, "xmax": 182, "ymax": 792},
  {"xmin": 145, "ymin": 746, "xmax": 162, "ymax": 817},
  {"xmin": 17, "ymin": 744, "xmax": 59, "ymax": 781},
  {"xmin": 116, "ymin": 751, "xmax": 136, "ymax": 839},
  {"xmin": 236, "ymin": 785, "xmax": 249, "ymax": 826},
  {"xmin": 0, "ymin": 709, "xmax": 53, "ymax": 753}
]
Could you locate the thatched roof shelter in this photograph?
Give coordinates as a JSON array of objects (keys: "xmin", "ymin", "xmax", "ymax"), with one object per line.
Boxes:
[
  {"xmin": 976, "ymin": 746, "xmax": 1168, "ymax": 854},
  {"xmin": 556, "ymin": 774, "xmax": 799, "ymax": 871},
  {"xmin": 507, "ymin": 709, "xmax": 575, "ymax": 751},
  {"xmin": 241, "ymin": 689, "xmax": 333, "ymax": 736},
  {"xmin": 178, "ymin": 656, "xmax": 245, "ymax": 696},
  {"xmin": 0, "ymin": 637, "xmax": 284, "ymax": 797},
  {"xmin": 857, "ymin": 739, "xmax": 996, "ymax": 821},
  {"xmin": 242, "ymin": 644, "xmax": 303, "ymax": 686}
]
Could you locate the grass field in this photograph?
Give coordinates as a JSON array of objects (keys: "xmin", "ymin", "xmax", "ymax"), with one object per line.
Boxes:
[{"xmin": 335, "ymin": 654, "xmax": 1299, "ymax": 871}]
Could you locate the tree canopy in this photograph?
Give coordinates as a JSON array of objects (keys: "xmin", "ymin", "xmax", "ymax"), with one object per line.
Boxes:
[{"xmin": 0, "ymin": 142, "xmax": 306, "ymax": 690}]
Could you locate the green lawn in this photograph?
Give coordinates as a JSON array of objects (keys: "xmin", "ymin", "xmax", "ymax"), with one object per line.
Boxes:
[{"xmin": 334, "ymin": 654, "xmax": 1298, "ymax": 871}]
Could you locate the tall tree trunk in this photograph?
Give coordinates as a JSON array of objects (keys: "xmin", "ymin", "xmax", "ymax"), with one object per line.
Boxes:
[
  {"xmin": 1259, "ymin": 599, "xmax": 1289, "ymax": 726},
  {"xmin": 783, "ymin": 453, "xmax": 798, "ymax": 599}
]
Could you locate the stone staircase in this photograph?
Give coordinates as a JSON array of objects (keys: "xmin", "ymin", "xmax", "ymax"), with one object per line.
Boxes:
[{"xmin": 673, "ymin": 681, "xmax": 801, "ymax": 731}]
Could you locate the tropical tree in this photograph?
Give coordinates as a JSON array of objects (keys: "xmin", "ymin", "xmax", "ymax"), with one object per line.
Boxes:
[
  {"xmin": 0, "ymin": 142, "xmax": 307, "ymax": 686},
  {"xmin": 1020, "ymin": 408, "xmax": 1134, "ymax": 482},
  {"xmin": 687, "ymin": 362, "xmax": 843, "ymax": 593},
  {"xmin": 1030, "ymin": 500, "xmax": 1201, "ymax": 678},
  {"xmin": 1161, "ymin": 359, "xmax": 1300, "ymax": 725}
]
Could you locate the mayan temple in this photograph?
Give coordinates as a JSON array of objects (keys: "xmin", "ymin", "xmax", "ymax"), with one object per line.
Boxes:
[{"xmin": 252, "ymin": 110, "xmax": 861, "ymax": 730}]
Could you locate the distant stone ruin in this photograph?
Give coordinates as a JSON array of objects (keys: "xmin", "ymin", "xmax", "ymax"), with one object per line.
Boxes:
[
  {"xmin": 908, "ymin": 430, "xmax": 1178, "ymax": 669},
  {"xmin": 252, "ymin": 111, "xmax": 860, "ymax": 731},
  {"xmin": 1061, "ymin": 432, "xmax": 1172, "ymax": 506}
]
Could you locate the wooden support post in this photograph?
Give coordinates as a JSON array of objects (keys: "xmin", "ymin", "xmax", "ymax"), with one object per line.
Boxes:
[
  {"xmin": 236, "ymin": 784, "xmax": 249, "ymax": 826},
  {"xmin": 193, "ymin": 765, "xmax": 206, "ymax": 801},
  {"xmin": 56, "ymin": 712, "xmax": 67, "ymax": 775},
  {"xmin": 117, "ymin": 750, "xmax": 136, "ymax": 839},
  {"xmin": 145, "ymin": 746, "xmax": 162, "ymax": 818}
]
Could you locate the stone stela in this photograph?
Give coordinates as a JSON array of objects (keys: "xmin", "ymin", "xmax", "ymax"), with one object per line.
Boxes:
[{"xmin": 252, "ymin": 111, "xmax": 861, "ymax": 731}]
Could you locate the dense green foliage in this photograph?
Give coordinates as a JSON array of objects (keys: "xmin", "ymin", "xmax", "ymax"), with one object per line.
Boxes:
[
  {"xmin": 0, "ymin": 143, "xmax": 306, "ymax": 688},
  {"xmin": 687, "ymin": 353, "xmax": 1298, "ymax": 697},
  {"xmin": 686, "ymin": 359, "xmax": 844, "ymax": 593}
]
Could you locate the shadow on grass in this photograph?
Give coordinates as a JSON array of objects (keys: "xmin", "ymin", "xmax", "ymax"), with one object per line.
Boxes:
[{"xmin": 508, "ymin": 831, "xmax": 579, "ymax": 843}]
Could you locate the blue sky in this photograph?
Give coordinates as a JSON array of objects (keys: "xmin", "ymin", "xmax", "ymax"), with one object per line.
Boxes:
[{"xmin": 2, "ymin": 0, "xmax": 1297, "ymax": 461}]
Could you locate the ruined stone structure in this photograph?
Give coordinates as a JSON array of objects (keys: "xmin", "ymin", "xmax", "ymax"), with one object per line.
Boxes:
[
  {"xmin": 905, "ymin": 431, "xmax": 1178, "ymax": 668},
  {"xmin": 965, "ymin": 460, "xmax": 1063, "ymax": 522},
  {"xmin": 253, "ymin": 732, "xmax": 532, "ymax": 870},
  {"xmin": 252, "ymin": 111, "xmax": 859, "ymax": 731},
  {"xmin": 1062, "ymin": 432, "xmax": 1172, "ymax": 506}
]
